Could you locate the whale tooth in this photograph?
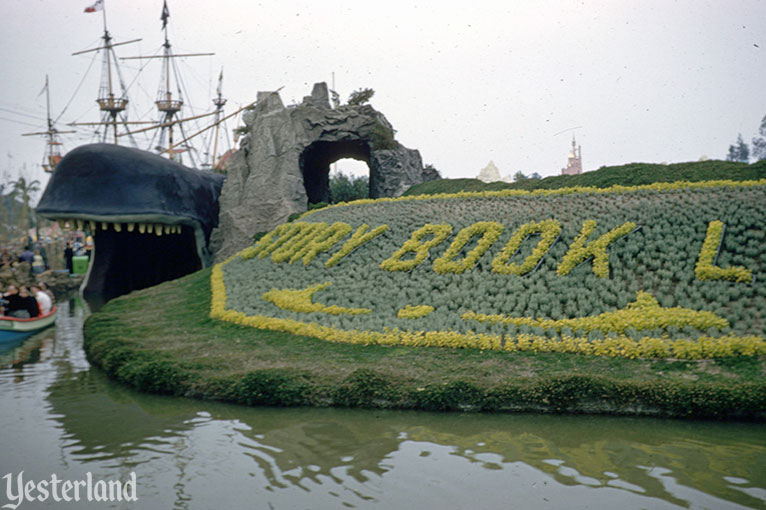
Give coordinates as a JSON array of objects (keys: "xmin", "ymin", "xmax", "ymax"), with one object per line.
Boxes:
[
  {"xmin": 146, "ymin": 223, "xmax": 154, "ymax": 234},
  {"xmin": 114, "ymin": 223, "xmax": 122, "ymax": 232},
  {"xmin": 164, "ymin": 224, "xmax": 171, "ymax": 234},
  {"xmin": 174, "ymin": 225, "xmax": 181, "ymax": 234},
  {"xmin": 101, "ymin": 222, "xmax": 108, "ymax": 230},
  {"xmin": 155, "ymin": 224, "xmax": 163, "ymax": 236},
  {"xmin": 76, "ymin": 219, "xmax": 84, "ymax": 231},
  {"xmin": 127, "ymin": 223, "xmax": 135, "ymax": 232},
  {"xmin": 57, "ymin": 219, "xmax": 66, "ymax": 229},
  {"xmin": 138, "ymin": 223, "xmax": 146, "ymax": 234},
  {"xmin": 89, "ymin": 220, "xmax": 96, "ymax": 232}
]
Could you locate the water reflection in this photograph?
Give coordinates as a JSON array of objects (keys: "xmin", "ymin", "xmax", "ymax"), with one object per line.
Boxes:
[{"xmin": 1, "ymin": 299, "xmax": 765, "ymax": 509}]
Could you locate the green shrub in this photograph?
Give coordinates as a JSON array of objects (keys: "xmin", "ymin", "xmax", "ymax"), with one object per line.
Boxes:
[
  {"xmin": 330, "ymin": 172, "xmax": 368, "ymax": 203},
  {"xmin": 332, "ymin": 368, "xmax": 398, "ymax": 407},
  {"xmin": 369, "ymin": 120, "xmax": 396, "ymax": 150},
  {"xmin": 410, "ymin": 381, "xmax": 484, "ymax": 411},
  {"xmin": 235, "ymin": 370, "xmax": 311, "ymax": 406}
]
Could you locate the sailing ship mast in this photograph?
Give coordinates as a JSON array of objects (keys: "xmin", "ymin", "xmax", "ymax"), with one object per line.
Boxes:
[
  {"xmin": 58, "ymin": 1, "xmax": 242, "ymax": 169},
  {"xmin": 210, "ymin": 69, "xmax": 227, "ymax": 169},
  {"xmin": 120, "ymin": 1, "xmax": 214, "ymax": 164},
  {"xmin": 21, "ymin": 76, "xmax": 75, "ymax": 173},
  {"xmin": 68, "ymin": 0, "xmax": 141, "ymax": 143},
  {"xmin": 201, "ymin": 68, "xmax": 230, "ymax": 171}
]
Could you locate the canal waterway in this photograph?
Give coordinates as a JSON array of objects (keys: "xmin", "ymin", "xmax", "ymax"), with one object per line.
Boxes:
[{"xmin": 1, "ymin": 298, "xmax": 764, "ymax": 509}]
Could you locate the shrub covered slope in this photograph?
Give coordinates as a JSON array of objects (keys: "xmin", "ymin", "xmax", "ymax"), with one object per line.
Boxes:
[
  {"xmin": 84, "ymin": 268, "xmax": 766, "ymax": 418},
  {"xmin": 403, "ymin": 159, "xmax": 766, "ymax": 196},
  {"xmin": 214, "ymin": 180, "xmax": 766, "ymax": 359}
]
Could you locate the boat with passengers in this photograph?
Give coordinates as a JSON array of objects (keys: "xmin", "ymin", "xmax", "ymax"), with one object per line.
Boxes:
[{"xmin": 0, "ymin": 307, "xmax": 58, "ymax": 343}]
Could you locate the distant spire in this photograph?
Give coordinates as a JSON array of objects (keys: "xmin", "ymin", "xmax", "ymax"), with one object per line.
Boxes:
[{"xmin": 562, "ymin": 135, "xmax": 583, "ymax": 175}]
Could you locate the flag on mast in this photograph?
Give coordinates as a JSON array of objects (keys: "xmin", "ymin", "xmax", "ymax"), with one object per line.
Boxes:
[
  {"xmin": 216, "ymin": 68, "xmax": 223, "ymax": 96},
  {"xmin": 84, "ymin": 0, "xmax": 104, "ymax": 13},
  {"xmin": 161, "ymin": 0, "xmax": 170, "ymax": 29}
]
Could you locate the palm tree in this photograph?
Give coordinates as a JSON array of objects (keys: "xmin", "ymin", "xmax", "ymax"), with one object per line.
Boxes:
[
  {"xmin": 0, "ymin": 182, "xmax": 8, "ymax": 242},
  {"xmin": 9, "ymin": 176, "xmax": 41, "ymax": 244}
]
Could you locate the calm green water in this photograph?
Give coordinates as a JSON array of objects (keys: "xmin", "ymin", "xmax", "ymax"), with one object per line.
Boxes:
[{"xmin": 0, "ymin": 299, "xmax": 764, "ymax": 509}]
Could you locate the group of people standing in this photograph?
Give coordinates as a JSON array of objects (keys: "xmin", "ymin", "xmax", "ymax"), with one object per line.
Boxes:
[
  {"xmin": 1, "ymin": 245, "xmax": 48, "ymax": 274},
  {"xmin": 63, "ymin": 238, "xmax": 92, "ymax": 274},
  {"xmin": 0, "ymin": 283, "xmax": 54, "ymax": 319}
]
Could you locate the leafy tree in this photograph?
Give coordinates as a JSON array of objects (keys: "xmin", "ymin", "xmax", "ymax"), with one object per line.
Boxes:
[
  {"xmin": 752, "ymin": 115, "xmax": 766, "ymax": 161},
  {"xmin": 529, "ymin": 172, "xmax": 542, "ymax": 180},
  {"xmin": 352, "ymin": 174, "xmax": 369, "ymax": 198},
  {"xmin": 513, "ymin": 171, "xmax": 528, "ymax": 182},
  {"xmin": 330, "ymin": 171, "xmax": 369, "ymax": 203},
  {"xmin": 726, "ymin": 134, "xmax": 750, "ymax": 162},
  {"xmin": 348, "ymin": 88, "xmax": 375, "ymax": 106}
]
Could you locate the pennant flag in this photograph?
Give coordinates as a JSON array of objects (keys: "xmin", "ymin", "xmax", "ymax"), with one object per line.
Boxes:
[
  {"xmin": 84, "ymin": 0, "xmax": 104, "ymax": 13},
  {"xmin": 161, "ymin": 0, "xmax": 170, "ymax": 29},
  {"xmin": 216, "ymin": 68, "xmax": 223, "ymax": 96}
]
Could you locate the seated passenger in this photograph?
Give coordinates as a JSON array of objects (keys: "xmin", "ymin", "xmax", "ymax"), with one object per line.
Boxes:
[
  {"xmin": 31, "ymin": 285, "xmax": 51, "ymax": 316},
  {"xmin": 17, "ymin": 287, "xmax": 40, "ymax": 318},
  {"xmin": 2, "ymin": 285, "xmax": 28, "ymax": 318},
  {"xmin": 39, "ymin": 282, "xmax": 55, "ymax": 305}
]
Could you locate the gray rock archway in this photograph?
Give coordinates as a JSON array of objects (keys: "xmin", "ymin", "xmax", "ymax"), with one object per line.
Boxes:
[
  {"xmin": 211, "ymin": 82, "xmax": 438, "ymax": 261},
  {"xmin": 300, "ymin": 139, "xmax": 371, "ymax": 204}
]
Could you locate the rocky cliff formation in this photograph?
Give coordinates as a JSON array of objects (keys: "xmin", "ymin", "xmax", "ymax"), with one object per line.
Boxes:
[{"xmin": 210, "ymin": 82, "xmax": 438, "ymax": 261}]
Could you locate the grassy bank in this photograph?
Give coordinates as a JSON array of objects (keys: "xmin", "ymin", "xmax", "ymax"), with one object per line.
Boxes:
[
  {"xmin": 83, "ymin": 268, "xmax": 766, "ymax": 419},
  {"xmin": 404, "ymin": 159, "xmax": 766, "ymax": 196}
]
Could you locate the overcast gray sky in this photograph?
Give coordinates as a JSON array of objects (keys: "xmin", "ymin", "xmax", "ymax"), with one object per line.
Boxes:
[{"xmin": 1, "ymin": 0, "xmax": 764, "ymax": 192}]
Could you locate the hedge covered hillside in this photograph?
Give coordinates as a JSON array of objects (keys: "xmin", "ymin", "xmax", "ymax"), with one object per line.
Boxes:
[
  {"xmin": 404, "ymin": 160, "xmax": 766, "ymax": 196},
  {"xmin": 214, "ymin": 181, "xmax": 766, "ymax": 359}
]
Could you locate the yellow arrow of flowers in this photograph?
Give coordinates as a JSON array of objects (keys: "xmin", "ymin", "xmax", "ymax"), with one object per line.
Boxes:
[
  {"xmin": 262, "ymin": 282, "xmax": 372, "ymax": 315},
  {"xmin": 462, "ymin": 291, "xmax": 729, "ymax": 334}
]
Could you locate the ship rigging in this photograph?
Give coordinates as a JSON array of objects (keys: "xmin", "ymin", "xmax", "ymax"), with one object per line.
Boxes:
[
  {"xmin": 21, "ymin": 76, "xmax": 75, "ymax": 173},
  {"xmin": 44, "ymin": 0, "xmax": 241, "ymax": 171}
]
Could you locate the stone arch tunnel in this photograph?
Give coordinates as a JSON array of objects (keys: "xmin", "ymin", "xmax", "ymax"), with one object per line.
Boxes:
[{"xmin": 299, "ymin": 140, "xmax": 372, "ymax": 204}]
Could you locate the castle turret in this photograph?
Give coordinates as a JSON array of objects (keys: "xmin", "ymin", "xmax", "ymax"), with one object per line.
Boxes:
[{"xmin": 561, "ymin": 136, "xmax": 582, "ymax": 175}]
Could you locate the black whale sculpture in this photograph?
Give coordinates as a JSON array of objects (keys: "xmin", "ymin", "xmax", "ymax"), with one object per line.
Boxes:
[{"xmin": 37, "ymin": 144, "xmax": 224, "ymax": 301}]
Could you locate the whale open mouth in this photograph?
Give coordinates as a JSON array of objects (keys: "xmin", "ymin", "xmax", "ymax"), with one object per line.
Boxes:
[
  {"xmin": 37, "ymin": 144, "xmax": 223, "ymax": 302},
  {"xmin": 52, "ymin": 216, "xmax": 203, "ymax": 301}
]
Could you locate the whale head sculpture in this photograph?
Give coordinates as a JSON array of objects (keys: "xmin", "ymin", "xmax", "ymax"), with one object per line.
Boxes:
[{"xmin": 37, "ymin": 143, "xmax": 224, "ymax": 301}]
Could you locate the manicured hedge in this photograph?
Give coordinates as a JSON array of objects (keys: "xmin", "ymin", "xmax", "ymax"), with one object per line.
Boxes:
[{"xmin": 403, "ymin": 159, "xmax": 766, "ymax": 196}]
